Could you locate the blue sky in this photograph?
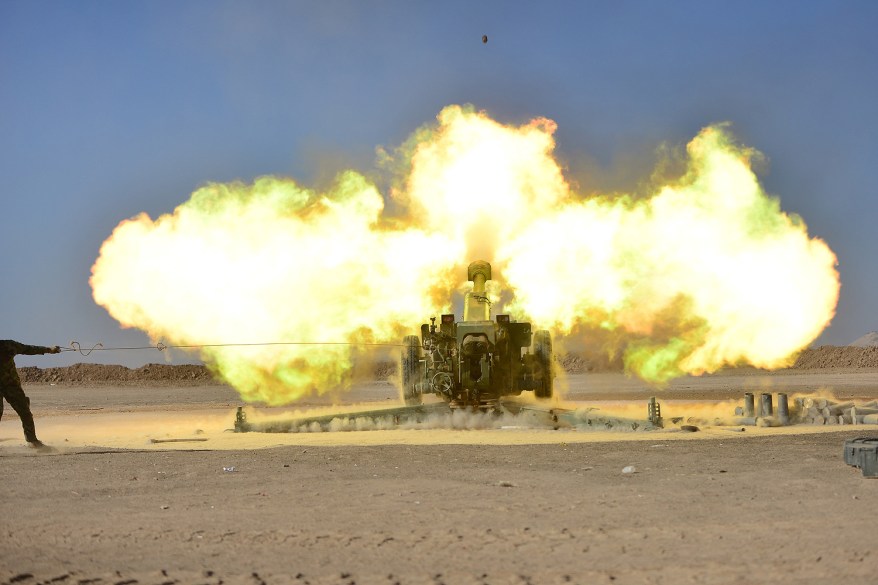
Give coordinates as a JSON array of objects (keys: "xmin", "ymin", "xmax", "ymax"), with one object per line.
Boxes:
[{"xmin": 2, "ymin": 1, "xmax": 876, "ymax": 367}]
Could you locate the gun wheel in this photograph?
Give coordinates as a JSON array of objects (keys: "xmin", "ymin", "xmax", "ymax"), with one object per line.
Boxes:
[
  {"xmin": 401, "ymin": 335, "xmax": 423, "ymax": 406},
  {"xmin": 533, "ymin": 330, "xmax": 554, "ymax": 399}
]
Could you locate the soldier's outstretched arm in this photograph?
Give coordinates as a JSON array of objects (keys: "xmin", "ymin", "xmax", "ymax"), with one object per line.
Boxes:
[{"xmin": 6, "ymin": 341, "xmax": 60, "ymax": 355}]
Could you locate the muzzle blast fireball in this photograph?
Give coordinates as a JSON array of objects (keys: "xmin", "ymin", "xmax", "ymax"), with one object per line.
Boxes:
[{"xmin": 90, "ymin": 105, "xmax": 839, "ymax": 404}]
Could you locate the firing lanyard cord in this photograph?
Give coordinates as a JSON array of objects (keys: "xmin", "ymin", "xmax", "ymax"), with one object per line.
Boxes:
[{"xmin": 59, "ymin": 340, "xmax": 407, "ymax": 356}]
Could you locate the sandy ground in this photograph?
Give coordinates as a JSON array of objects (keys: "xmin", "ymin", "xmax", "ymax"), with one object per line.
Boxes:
[{"xmin": 2, "ymin": 370, "xmax": 878, "ymax": 584}]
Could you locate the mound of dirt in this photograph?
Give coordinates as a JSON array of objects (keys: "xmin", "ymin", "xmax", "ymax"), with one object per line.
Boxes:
[
  {"xmin": 791, "ymin": 345, "xmax": 878, "ymax": 369},
  {"xmin": 560, "ymin": 346, "xmax": 878, "ymax": 372},
  {"xmin": 557, "ymin": 351, "xmax": 625, "ymax": 373},
  {"xmin": 372, "ymin": 361, "xmax": 396, "ymax": 380},
  {"xmin": 558, "ymin": 346, "xmax": 878, "ymax": 373},
  {"xmin": 17, "ymin": 363, "xmax": 220, "ymax": 385},
  {"xmin": 19, "ymin": 361, "xmax": 397, "ymax": 386}
]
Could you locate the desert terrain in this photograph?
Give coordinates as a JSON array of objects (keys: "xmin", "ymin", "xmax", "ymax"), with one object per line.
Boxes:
[{"xmin": 2, "ymin": 349, "xmax": 878, "ymax": 584}]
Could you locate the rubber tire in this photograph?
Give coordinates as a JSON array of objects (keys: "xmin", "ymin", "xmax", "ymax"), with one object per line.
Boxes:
[
  {"xmin": 533, "ymin": 330, "xmax": 554, "ymax": 399},
  {"xmin": 401, "ymin": 335, "xmax": 423, "ymax": 406}
]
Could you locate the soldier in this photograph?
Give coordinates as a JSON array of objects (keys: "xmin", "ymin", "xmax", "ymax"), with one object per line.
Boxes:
[{"xmin": 0, "ymin": 340, "xmax": 60, "ymax": 448}]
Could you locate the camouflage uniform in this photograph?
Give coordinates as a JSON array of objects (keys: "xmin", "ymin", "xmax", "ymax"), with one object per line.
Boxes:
[{"xmin": 0, "ymin": 340, "xmax": 58, "ymax": 444}]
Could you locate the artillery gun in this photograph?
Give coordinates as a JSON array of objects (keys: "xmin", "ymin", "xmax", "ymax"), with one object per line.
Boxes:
[
  {"xmin": 400, "ymin": 260, "xmax": 554, "ymax": 409},
  {"xmin": 233, "ymin": 261, "xmax": 673, "ymax": 433}
]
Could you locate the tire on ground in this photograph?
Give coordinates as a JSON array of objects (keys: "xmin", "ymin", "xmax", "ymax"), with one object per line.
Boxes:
[
  {"xmin": 401, "ymin": 335, "xmax": 423, "ymax": 406},
  {"xmin": 533, "ymin": 330, "xmax": 554, "ymax": 399}
]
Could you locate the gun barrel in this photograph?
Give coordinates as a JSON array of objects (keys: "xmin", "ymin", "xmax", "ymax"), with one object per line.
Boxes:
[{"xmin": 464, "ymin": 260, "xmax": 492, "ymax": 321}]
